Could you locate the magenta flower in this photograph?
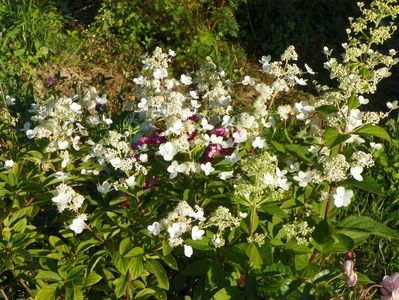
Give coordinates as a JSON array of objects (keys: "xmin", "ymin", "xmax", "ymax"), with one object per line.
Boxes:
[
  {"xmin": 209, "ymin": 127, "xmax": 229, "ymax": 137},
  {"xmin": 204, "ymin": 144, "xmax": 226, "ymax": 162}
]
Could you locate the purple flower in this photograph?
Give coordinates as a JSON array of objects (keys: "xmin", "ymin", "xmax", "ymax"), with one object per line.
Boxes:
[
  {"xmin": 95, "ymin": 103, "xmax": 107, "ymax": 112},
  {"xmin": 47, "ymin": 76, "xmax": 58, "ymax": 86}
]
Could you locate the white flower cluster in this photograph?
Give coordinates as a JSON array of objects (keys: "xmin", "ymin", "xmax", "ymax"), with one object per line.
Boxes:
[
  {"xmin": 147, "ymin": 201, "xmax": 205, "ymax": 257},
  {"xmin": 51, "ymin": 183, "xmax": 87, "ymax": 234},
  {"xmin": 26, "ymin": 87, "xmax": 111, "ymax": 153},
  {"xmin": 282, "ymin": 220, "xmax": 314, "ymax": 245}
]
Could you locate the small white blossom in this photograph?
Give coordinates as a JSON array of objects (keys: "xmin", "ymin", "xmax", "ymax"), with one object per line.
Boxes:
[
  {"xmin": 218, "ymin": 171, "xmax": 234, "ymax": 180},
  {"xmin": 293, "ymin": 171, "xmax": 312, "ymax": 187},
  {"xmin": 97, "ymin": 181, "xmax": 112, "ymax": 194},
  {"xmin": 191, "ymin": 226, "xmax": 205, "ymax": 240},
  {"xmin": 358, "ymin": 96, "xmax": 369, "ymax": 105},
  {"xmin": 70, "ymin": 214, "xmax": 87, "ymax": 234},
  {"xmin": 200, "ymin": 162, "xmax": 214, "ymax": 176},
  {"xmin": 333, "ymin": 186, "xmax": 354, "ymax": 208},
  {"xmin": 350, "ymin": 166, "xmax": 364, "ymax": 181},
  {"xmin": 304, "ymin": 64, "xmax": 315, "ymax": 75},
  {"xmin": 147, "ymin": 222, "xmax": 162, "ymax": 236},
  {"xmin": 239, "ymin": 212, "xmax": 248, "ymax": 218},
  {"xmin": 242, "ymin": 75, "xmax": 255, "ymax": 86},
  {"xmin": 184, "ymin": 245, "xmax": 193, "ymax": 257},
  {"xmin": 370, "ymin": 142, "xmax": 382, "ymax": 150},
  {"xmin": 58, "ymin": 140, "xmax": 69, "ymax": 150},
  {"xmin": 180, "ymin": 74, "xmax": 192, "ymax": 85},
  {"xmin": 158, "ymin": 142, "xmax": 178, "ymax": 161},
  {"xmin": 110, "ymin": 157, "xmax": 121, "ymax": 168},
  {"xmin": 4, "ymin": 159, "xmax": 14, "ymax": 169},
  {"xmin": 387, "ymin": 101, "xmax": 398, "ymax": 110},
  {"xmin": 252, "ymin": 137, "xmax": 265, "ymax": 149}
]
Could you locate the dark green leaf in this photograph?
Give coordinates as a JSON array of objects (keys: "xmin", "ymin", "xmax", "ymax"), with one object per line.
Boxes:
[
  {"xmin": 337, "ymin": 216, "xmax": 398, "ymax": 239},
  {"xmin": 146, "ymin": 260, "xmax": 169, "ymax": 290}
]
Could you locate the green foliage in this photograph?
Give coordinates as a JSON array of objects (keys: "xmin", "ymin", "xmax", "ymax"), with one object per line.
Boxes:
[{"xmin": 91, "ymin": 0, "xmax": 246, "ymax": 70}]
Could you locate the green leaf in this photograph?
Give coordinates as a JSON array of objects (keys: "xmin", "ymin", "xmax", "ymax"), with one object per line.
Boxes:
[
  {"xmin": 146, "ymin": 260, "xmax": 169, "ymax": 290},
  {"xmin": 113, "ymin": 253, "xmax": 129, "ymax": 274},
  {"xmin": 347, "ymin": 177, "xmax": 382, "ymax": 194},
  {"xmin": 244, "ymin": 243, "xmax": 263, "ymax": 269},
  {"xmin": 13, "ymin": 218, "xmax": 27, "ymax": 232},
  {"xmin": 324, "ymin": 128, "xmax": 349, "ymax": 148},
  {"xmin": 183, "ymin": 259, "xmax": 212, "ymax": 276},
  {"xmin": 119, "ymin": 237, "xmax": 131, "ymax": 255},
  {"xmin": 161, "ymin": 254, "xmax": 178, "ymax": 270},
  {"xmin": 36, "ymin": 270, "xmax": 62, "ymax": 282},
  {"xmin": 213, "ymin": 286, "xmax": 243, "ymax": 299},
  {"xmin": 73, "ymin": 286, "xmax": 84, "ymax": 300},
  {"xmin": 285, "ymin": 144, "xmax": 311, "ymax": 162},
  {"xmin": 84, "ymin": 271, "xmax": 102, "ymax": 286},
  {"xmin": 113, "ymin": 274, "xmax": 129, "ymax": 298},
  {"xmin": 337, "ymin": 216, "xmax": 398, "ymax": 239},
  {"xmin": 34, "ymin": 284, "xmax": 58, "ymax": 300},
  {"xmin": 354, "ymin": 124, "xmax": 391, "ymax": 141},
  {"xmin": 135, "ymin": 288, "xmax": 156, "ymax": 299},
  {"xmin": 128, "ymin": 257, "xmax": 144, "ymax": 280},
  {"xmin": 315, "ymin": 105, "xmax": 339, "ymax": 113},
  {"xmin": 270, "ymin": 140, "xmax": 285, "ymax": 153},
  {"xmin": 126, "ymin": 247, "xmax": 144, "ymax": 257},
  {"xmin": 67, "ymin": 266, "xmax": 85, "ymax": 280}
]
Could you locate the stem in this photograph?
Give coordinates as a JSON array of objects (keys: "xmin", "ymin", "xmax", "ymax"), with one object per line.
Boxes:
[
  {"xmin": 12, "ymin": 271, "xmax": 33, "ymax": 297},
  {"xmin": 324, "ymin": 184, "xmax": 335, "ymax": 220},
  {"xmin": 0, "ymin": 289, "xmax": 9, "ymax": 300},
  {"xmin": 86, "ymin": 224, "xmax": 105, "ymax": 244}
]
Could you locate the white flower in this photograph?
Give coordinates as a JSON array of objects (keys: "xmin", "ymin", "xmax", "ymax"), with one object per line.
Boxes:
[
  {"xmin": 333, "ymin": 186, "xmax": 354, "ymax": 208},
  {"xmin": 304, "ymin": 64, "xmax": 315, "ymax": 75},
  {"xmin": 147, "ymin": 222, "xmax": 162, "ymax": 236},
  {"xmin": 358, "ymin": 96, "xmax": 369, "ymax": 105},
  {"xmin": 218, "ymin": 171, "xmax": 234, "ymax": 180},
  {"xmin": 232, "ymin": 129, "xmax": 248, "ymax": 143},
  {"xmin": 295, "ymin": 101, "xmax": 314, "ymax": 120},
  {"xmin": 370, "ymin": 142, "xmax": 382, "ymax": 150},
  {"xmin": 180, "ymin": 74, "xmax": 192, "ymax": 85},
  {"xmin": 133, "ymin": 76, "xmax": 144, "ymax": 85},
  {"xmin": 139, "ymin": 153, "xmax": 148, "ymax": 162},
  {"xmin": 153, "ymin": 68, "xmax": 167, "ymax": 79},
  {"xmin": 97, "ymin": 181, "xmax": 112, "ymax": 194},
  {"xmin": 126, "ymin": 175, "xmax": 136, "ymax": 187},
  {"xmin": 110, "ymin": 157, "xmax": 121, "ymax": 169},
  {"xmin": 167, "ymin": 161, "xmax": 187, "ymax": 179},
  {"xmin": 168, "ymin": 223, "xmax": 183, "ymax": 239},
  {"xmin": 260, "ymin": 55, "xmax": 271, "ymax": 72},
  {"xmin": 191, "ymin": 226, "xmax": 205, "ymax": 240},
  {"xmin": 350, "ymin": 166, "xmax": 363, "ymax": 181},
  {"xmin": 169, "ymin": 120, "xmax": 184, "ymax": 135},
  {"xmin": 58, "ymin": 140, "xmax": 69, "ymax": 150},
  {"xmin": 70, "ymin": 102, "xmax": 82, "ymax": 113},
  {"xmin": 252, "ymin": 137, "xmax": 265, "ymax": 149},
  {"xmin": 72, "ymin": 136, "xmax": 81, "ymax": 151},
  {"xmin": 5, "ymin": 95, "xmax": 16, "ymax": 106},
  {"xmin": 239, "ymin": 212, "xmax": 248, "ymax": 218},
  {"xmin": 387, "ymin": 100, "xmax": 398, "ymax": 110},
  {"xmin": 293, "ymin": 171, "xmax": 312, "ymax": 187},
  {"xmin": 184, "ymin": 245, "xmax": 193, "ymax": 257},
  {"xmin": 158, "ymin": 142, "xmax": 178, "ymax": 161},
  {"xmin": 4, "ymin": 159, "xmax": 14, "ymax": 169},
  {"xmin": 201, "ymin": 118, "xmax": 214, "ymax": 131},
  {"xmin": 263, "ymin": 172, "xmax": 276, "ymax": 186},
  {"xmin": 168, "ymin": 49, "xmax": 176, "ymax": 57},
  {"xmin": 242, "ymin": 75, "xmax": 255, "ymax": 86},
  {"xmin": 70, "ymin": 214, "xmax": 87, "ymax": 234},
  {"xmin": 294, "ymin": 77, "xmax": 307, "ymax": 86},
  {"xmin": 200, "ymin": 162, "xmax": 214, "ymax": 176},
  {"xmin": 189, "ymin": 91, "xmax": 199, "ymax": 99}
]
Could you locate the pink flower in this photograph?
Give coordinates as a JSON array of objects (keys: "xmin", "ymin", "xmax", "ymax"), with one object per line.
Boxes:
[
  {"xmin": 381, "ymin": 273, "xmax": 399, "ymax": 300},
  {"xmin": 343, "ymin": 252, "xmax": 357, "ymax": 287},
  {"xmin": 204, "ymin": 144, "xmax": 226, "ymax": 162},
  {"xmin": 208, "ymin": 127, "xmax": 229, "ymax": 137}
]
